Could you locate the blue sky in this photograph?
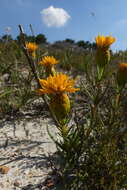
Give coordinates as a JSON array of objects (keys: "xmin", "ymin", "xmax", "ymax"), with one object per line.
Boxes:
[{"xmin": 1, "ymin": 0, "xmax": 127, "ymax": 51}]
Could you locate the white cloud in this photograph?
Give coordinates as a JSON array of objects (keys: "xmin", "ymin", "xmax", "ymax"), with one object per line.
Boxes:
[{"xmin": 40, "ymin": 6, "xmax": 71, "ymax": 27}]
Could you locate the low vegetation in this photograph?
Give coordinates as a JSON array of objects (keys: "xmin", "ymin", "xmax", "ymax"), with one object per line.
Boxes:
[{"xmin": 1, "ymin": 28, "xmax": 127, "ymax": 189}]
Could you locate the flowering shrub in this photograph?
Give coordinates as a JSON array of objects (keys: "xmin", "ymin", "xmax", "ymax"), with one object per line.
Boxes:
[{"xmin": 18, "ymin": 28, "xmax": 127, "ymax": 190}]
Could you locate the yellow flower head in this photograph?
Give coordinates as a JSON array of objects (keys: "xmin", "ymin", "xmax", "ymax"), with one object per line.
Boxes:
[
  {"xmin": 37, "ymin": 73, "xmax": 79, "ymax": 95},
  {"xmin": 39, "ymin": 56, "xmax": 59, "ymax": 66},
  {"xmin": 95, "ymin": 35, "xmax": 116, "ymax": 49},
  {"xmin": 117, "ymin": 63, "xmax": 127, "ymax": 86},
  {"xmin": 118, "ymin": 63, "xmax": 127, "ymax": 71},
  {"xmin": 25, "ymin": 42, "xmax": 38, "ymax": 57}
]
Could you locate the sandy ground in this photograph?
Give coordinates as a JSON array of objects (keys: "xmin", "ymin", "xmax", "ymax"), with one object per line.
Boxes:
[{"xmin": 0, "ymin": 114, "xmax": 62, "ymax": 190}]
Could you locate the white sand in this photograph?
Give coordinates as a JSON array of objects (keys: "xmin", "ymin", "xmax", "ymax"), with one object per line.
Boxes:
[{"xmin": 0, "ymin": 117, "xmax": 59, "ymax": 190}]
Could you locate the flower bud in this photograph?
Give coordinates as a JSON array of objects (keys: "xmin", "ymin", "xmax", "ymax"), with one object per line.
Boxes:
[
  {"xmin": 96, "ymin": 48, "xmax": 110, "ymax": 67},
  {"xmin": 117, "ymin": 63, "xmax": 127, "ymax": 87},
  {"xmin": 45, "ymin": 65, "xmax": 56, "ymax": 77},
  {"xmin": 50, "ymin": 93, "xmax": 70, "ymax": 122}
]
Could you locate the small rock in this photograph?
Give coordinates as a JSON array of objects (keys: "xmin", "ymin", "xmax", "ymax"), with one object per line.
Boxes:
[
  {"xmin": 0, "ymin": 165, "xmax": 10, "ymax": 174},
  {"xmin": 14, "ymin": 180, "xmax": 21, "ymax": 187},
  {"xmin": 0, "ymin": 182, "xmax": 4, "ymax": 188},
  {"xmin": 2, "ymin": 73, "xmax": 10, "ymax": 82}
]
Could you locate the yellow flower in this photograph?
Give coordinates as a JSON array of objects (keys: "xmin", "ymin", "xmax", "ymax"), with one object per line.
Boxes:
[
  {"xmin": 39, "ymin": 56, "xmax": 58, "ymax": 76},
  {"xmin": 117, "ymin": 63, "xmax": 127, "ymax": 86},
  {"xmin": 37, "ymin": 73, "xmax": 79, "ymax": 95},
  {"xmin": 95, "ymin": 35, "xmax": 115, "ymax": 49},
  {"xmin": 118, "ymin": 63, "xmax": 127, "ymax": 70},
  {"xmin": 37, "ymin": 73, "xmax": 79, "ymax": 122},
  {"xmin": 39, "ymin": 56, "xmax": 59, "ymax": 66},
  {"xmin": 25, "ymin": 42, "xmax": 38, "ymax": 57}
]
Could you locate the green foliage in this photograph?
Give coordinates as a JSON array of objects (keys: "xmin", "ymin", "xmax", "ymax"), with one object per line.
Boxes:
[
  {"xmin": 35, "ymin": 34, "xmax": 47, "ymax": 44},
  {"xmin": 16, "ymin": 34, "xmax": 36, "ymax": 43},
  {"xmin": 1, "ymin": 34, "xmax": 13, "ymax": 42},
  {"xmin": 65, "ymin": 38, "xmax": 75, "ymax": 44},
  {"xmin": 76, "ymin": 40, "xmax": 97, "ymax": 52},
  {"xmin": 16, "ymin": 33, "xmax": 47, "ymax": 44},
  {"xmin": 50, "ymin": 61, "xmax": 127, "ymax": 189},
  {"xmin": 0, "ymin": 40, "xmax": 38, "ymax": 117}
]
